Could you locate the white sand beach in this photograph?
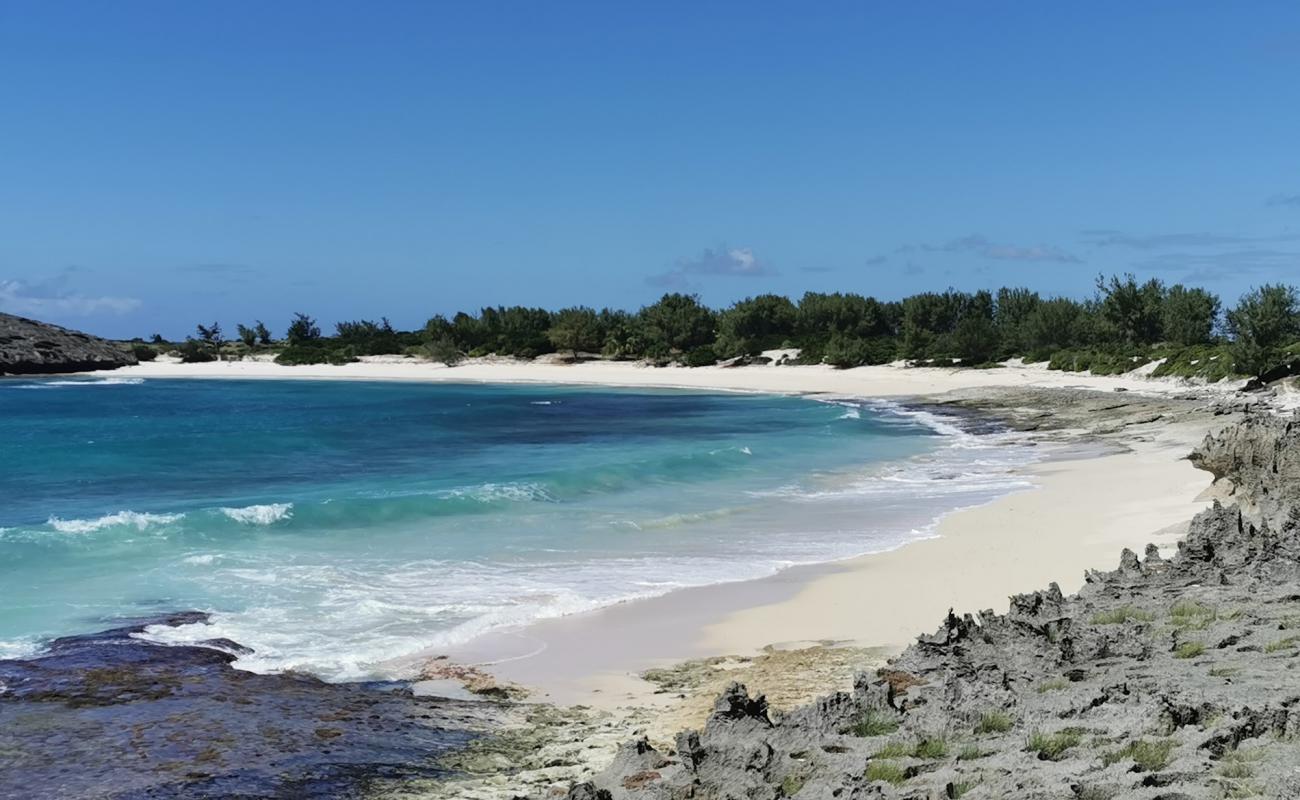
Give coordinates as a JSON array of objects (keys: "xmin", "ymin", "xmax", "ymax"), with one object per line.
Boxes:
[{"xmin": 111, "ymin": 356, "xmax": 1237, "ymax": 709}]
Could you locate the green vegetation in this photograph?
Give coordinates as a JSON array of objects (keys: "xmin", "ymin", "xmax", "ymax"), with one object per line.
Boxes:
[
  {"xmin": 974, "ymin": 711, "xmax": 1014, "ymax": 734},
  {"xmin": 173, "ymin": 276, "xmax": 1300, "ymax": 378},
  {"xmin": 130, "ymin": 343, "xmax": 158, "ymax": 362},
  {"xmin": 1209, "ymin": 666, "xmax": 1241, "ymax": 677},
  {"xmin": 1174, "ymin": 641, "xmax": 1206, "ymax": 659},
  {"xmin": 778, "ymin": 773, "xmax": 805, "ymax": 797},
  {"xmin": 1170, "ymin": 600, "xmax": 1220, "ymax": 630},
  {"xmin": 1101, "ymin": 738, "xmax": 1176, "ymax": 771},
  {"xmin": 1090, "ymin": 606, "xmax": 1156, "ymax": 625},
  {"xmin": 848, "ymin": 709, "xmax": 900, "ymax": 737},
  {"xmin": 957, "ymin": 744, "xmax": 991, "ymax": 761},
  {"xmin": 1036, "ymin": 677, "xmax": 1070, "ymax": 693},
  {"xmin": 1263, "ymin": 635, "xmax": 1300, "ymax": 653},
  {"xmin": 864, "ymin": 760, "xmax": 907, "ymax": 785},
  {"xmin": 1025, "ymin": 729, "xmax": 1083, "ymax": 760},
  {"xmin": 949, "ymin": 780, "xmax": 977, "ymax": 798},
  {"xmin": 912, "ymin": 737, "xmax": 948, "ymax": 759},
  {"xmin": 871, "ymin": 741, "xmax": 913, "ymax": 758}
]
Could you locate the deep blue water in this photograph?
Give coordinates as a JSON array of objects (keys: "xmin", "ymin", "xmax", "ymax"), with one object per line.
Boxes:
[{"xmin": 0, "ymin": 377, "xmax": 1031, "ymax": 679}]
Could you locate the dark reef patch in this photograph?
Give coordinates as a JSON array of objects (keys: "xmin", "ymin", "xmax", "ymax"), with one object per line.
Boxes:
[{"xmin": 0, "ymin": 612, "xmax": 482, "ymax": 799}]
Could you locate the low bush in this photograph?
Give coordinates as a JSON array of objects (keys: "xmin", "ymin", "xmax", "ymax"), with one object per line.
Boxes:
[{"xmin": 130, "ymin": 344, "xmax": 158, "ymax": 362}]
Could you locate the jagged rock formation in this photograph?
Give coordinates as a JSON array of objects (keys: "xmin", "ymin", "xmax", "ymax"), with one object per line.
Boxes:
[
  {"xmin": 568, "ymin": 414, "xmax": 1300, "ymax": 800},
  {"xmin": 0, "ymin": 312, "xmax": 135, "ymax": 374}
]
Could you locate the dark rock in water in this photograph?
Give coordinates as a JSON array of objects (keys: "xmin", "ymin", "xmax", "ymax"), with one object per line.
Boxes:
[
  {"xmin": 0, "ymin": 312, "xmax": 136, "ymax": 375},
  {"xmin": 0, "ymin": 612, "xmax": 479, "ymax": 799}
]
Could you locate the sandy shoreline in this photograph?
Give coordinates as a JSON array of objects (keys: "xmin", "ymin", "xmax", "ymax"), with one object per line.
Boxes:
[
  {"xmin": 100, "ymin": 358, "xmax": 1233, "ymax": 713},
  {"xmin": 111, "ymin": 354, "xmax": 1237, "ymax": 399}
]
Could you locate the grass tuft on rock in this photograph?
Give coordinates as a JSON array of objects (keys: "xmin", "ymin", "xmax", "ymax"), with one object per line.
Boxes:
[
  {"xmin": 974, "ymin": 711, "xmax": 1014, "ymax": 734},
  {"xmin": 1090, "ymin": 606, "xmax": 1155, "ymax": 625},
  {"xmin": 1101, "ymin": 738, "xmax": 1175, "ymax": 771},
  {"xmin": 1174, "ymin": 640, "xmax": 1206, "ymax": 659},
  {"xmin": 865, "ymin": 760, "xmax": 907, "ymax": 785},
  {"xmin": 1035, "ymin": 677, "xmax": 1070, "ymax": 693},
  {"xmin": 1263, "ymin": 635, "xmax": 1300, "ymax": 653},
  {"xmin": 912, "ymin": 737, "xmax": 948, "ymax": 759},
  {"xmin": 848, "ymin": 709, "xmax": 900, "ymax": 737},
  {"xmin": 1025, "ymin": 729, "xmax": 1082, "ymax": 760}
]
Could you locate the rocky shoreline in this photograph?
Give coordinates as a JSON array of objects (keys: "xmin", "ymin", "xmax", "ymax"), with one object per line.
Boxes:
[
  {"xmin": 0, "ymin": 313, "xmax": 135, "ymax": 375},
  {"xmin": 0, "ymin": 613, "xmax": 493, "ymax": 799},
  {"xmin": 557, "ymin": 411, "xmax": 1300, "ymax": 799}
]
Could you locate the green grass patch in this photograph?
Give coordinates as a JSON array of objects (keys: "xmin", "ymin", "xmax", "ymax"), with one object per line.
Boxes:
[
  {"xmin": 949, "ymin": 781, "xmax": 977, "ymax": 799},
  {"xmin": 1090, "ymin": 605, "xmax": 1156, "ymax": 625},
  {"xmin": 1264, "ymin": 635, "xmax": 1300, "ymax": 653},
  {"xmin": 1209, "ymin": 666, "xmax": 1241, "ymax": 677},
  {"xmin": 872, "ymin": 741, "xmax": 912, "ymax": 759},
  {"xmin": 912, "ymin": 737, "xmax": 948, "ymax": 759},
  {"xmin": 1025, "ymin": 729, "xmax": 1083, "ymax": 760},
  {"xmin": 1170, "ymin": 600, "xmax": 1219, "ymax": 629},
  {"xmin": 864, "ymin": 760, "xmax": 907, "ymax": 785},
  {"xmin": 958, "ymin": 744, "xmax": 991, "ymax": 761},
  {"xmin": 779, "ymin": 773, "xmax": 805, "ymax": 797},
  {"xmin": 1036, "ymin": 677, "xmax": 1070, "ymax": 693},
  {"xmin": 1174, "ymin": 641, "xmax": 1206, "ymax": 659},
  {"xmin": 1101, "ymin": 739, "xmax": 1176, "ymax": 771},
  {"xmin": 974, "ymin": 711, "xmax": 1014, "ymax": 734},
  {"xmin": 848, "ymin": 709, "xmax": 900, "ymax": 737}
]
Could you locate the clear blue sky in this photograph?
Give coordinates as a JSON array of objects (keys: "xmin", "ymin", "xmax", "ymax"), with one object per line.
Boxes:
[{"xmin": 2, "ymin": 1, "xmax": 1299, "ymax": 338}]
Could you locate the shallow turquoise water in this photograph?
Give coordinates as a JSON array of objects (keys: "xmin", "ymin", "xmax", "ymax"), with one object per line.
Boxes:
[{"xmin": 0, "ymin": 377, "xmax": 1032, "ymax": 679}]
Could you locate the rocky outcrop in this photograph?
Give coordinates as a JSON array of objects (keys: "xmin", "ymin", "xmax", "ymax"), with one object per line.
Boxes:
[
  {"xmin": 0, "ymin": 612, "xmax": 485, "ymax": 798},
  {"xmin": 0, "ymin": 312, "xmax": 135, "ymax": 375},
  {"xmin": 569, "ymin": 412, "xmax": 1300, "ymax": 799}
]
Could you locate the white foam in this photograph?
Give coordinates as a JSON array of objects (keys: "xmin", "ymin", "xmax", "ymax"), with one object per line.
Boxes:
[
  {"xmin": 47, "ymin": 510, "xmax": 185, "ymax": 534},
  {"xmin": 220, "ymin": 503, "xmax": 294, "ymax": 525},
  {"xmin": 14, "ymin": 377, "xmax": 145, "ymax": 389},
  {"xmin": 443, "ymin": 482, "xmax": 555, "ymax": 503},
  {"xmin": 183, "ymin": 553, "xmax": 219, "ymax": 565},
  {"xmin": 0, "ymin": 637, "xmax": 41, "ymax": 660}
]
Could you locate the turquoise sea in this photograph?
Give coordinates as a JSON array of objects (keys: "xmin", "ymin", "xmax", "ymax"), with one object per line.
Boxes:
[{"xmin": 0, "ymin": 377, "xmax": 1034, "ymax": 680}]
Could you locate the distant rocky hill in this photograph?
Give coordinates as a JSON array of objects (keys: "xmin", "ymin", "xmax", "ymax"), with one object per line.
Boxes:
[{"xmin": 0, "ymin": 313, "xmax": 136, "ymax": 375}]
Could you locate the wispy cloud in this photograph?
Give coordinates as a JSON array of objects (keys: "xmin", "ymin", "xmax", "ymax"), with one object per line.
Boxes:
[
  {"xmin": 1130, "ymin": 249, "xmax": 1300, "ymax": 283},
  {"xmin": 1081, "ymin": 229, "xmax": 1300, "ymax": 249},
  {"xmin": 175, "ymin": 263, "xmax": 256, "ymax": 275},
  {"xmin": 647, "ymin": 246, "xmax": 777, "ymax": 288},
  {"xmin": 1267, "ymin": 193, "xmax": 1300, "ymax": 208},
  {"xmin": 900, "ymin": 234, "xmax": 1081, "ymax": 264},
  {"xmin": 0, "ymin": 268, "xmax": 141, "ymax": 317}
]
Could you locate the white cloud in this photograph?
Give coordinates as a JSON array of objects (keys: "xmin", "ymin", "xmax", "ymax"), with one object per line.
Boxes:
[
  {"xmin": 901, "ymin": 234, "xmax": 1080, "ymax": 264},
  {"xmin": 647, "ymin": 245, "xmax": 777, "ymax": 287},
  {"xmin": 0, "ymin": 273, "xmax": 141, "ymax": 317}
]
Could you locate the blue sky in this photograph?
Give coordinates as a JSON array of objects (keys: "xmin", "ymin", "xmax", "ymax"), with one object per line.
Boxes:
[{"xmin": 2, "ymin": 1, "xmax": 1299, "ymax": 339}]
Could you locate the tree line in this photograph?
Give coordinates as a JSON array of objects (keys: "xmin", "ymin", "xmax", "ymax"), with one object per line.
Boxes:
[{"xmin": 147, "ymin": 276, "xmax": 1300, "ymax": 380}]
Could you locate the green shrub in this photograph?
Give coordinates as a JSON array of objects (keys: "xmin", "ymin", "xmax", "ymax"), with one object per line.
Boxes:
[
  {"xmin": 864, "ymin": 761, "xmax": 907, "ymax": 785},
  {"xmin": 682, "ymin": 346, "xmax": 718, "ymax": 367},
  {"xmin": 1174, "ymin": 641, "xmax": 1205, "ymax": 659},
  {"xmin": 130, "ymin": 343, "xmax": 158, "ymax": 362},
  {"xmin": 274, "ymin": 345, "xmax": 357, "ymax": 366},
  {"xmin": 178, "ymin": 340, "xmax": 215, "ymax": 363}
]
